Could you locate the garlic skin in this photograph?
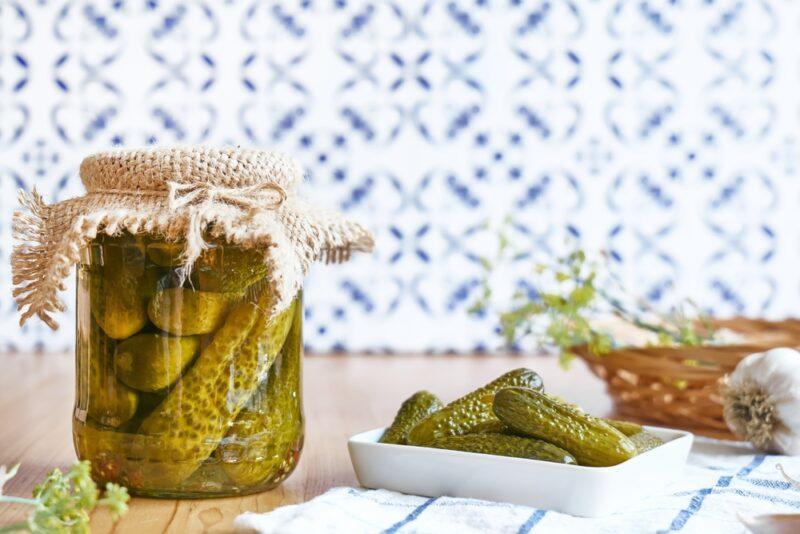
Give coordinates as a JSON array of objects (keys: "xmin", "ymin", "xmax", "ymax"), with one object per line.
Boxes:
[
  {"xmin": 740, "ymin": 514, "xmax": 800, "ymax": 534},
  {"xmin": 722, "ymin": 348, "xmax": 800, "ymax": 455}
]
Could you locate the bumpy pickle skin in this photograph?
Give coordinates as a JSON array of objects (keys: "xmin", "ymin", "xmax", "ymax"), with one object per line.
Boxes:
[
  {"xmin": 219, "ymin": 300, "xmax": 304, "ymax": 487},
  {"xmin": 493, "ymin": 387, "xmax": 637, "ymax": 467},
  {"xmin": 90, "ymin": 239, "xmax": 151, "ymax": 339},
  {"xmin": 195, "ymin": 247, "xmax": 271, "ymax": 294},
  {"xmin": 468, "ymin": 419, "xmax": 516, "ymax": 435},
  {"xmin": 406, "ymin": 368, "xmax": 543, "ymax": 446},
  {"xmin": 380, "ymin": 391, "xmax": 443, "ymax": 445},
  {"xmin": 114, "ymin": 333, "xmax": 200, "ymax": 392},
  {"xmin": 79, "ymin": 320, "xmax": 139, "ymax": 428},
  {"xmin": 134, "ymin": 291, "xmax": 296, "ymax": 488},
  {"xmin": 630, "ymin": 431, "xmax": 664, "ymax": 454},
  {"xmin": 147, "ymin": 288, "xmax": 231, "ymax": 335},
  {"xmin": 604, "ymin": 419, "xmax": 644, "ymax": 437},
  {"xmin": 428, "ymin": 433, "xmax": 576, "ymax": 464}
]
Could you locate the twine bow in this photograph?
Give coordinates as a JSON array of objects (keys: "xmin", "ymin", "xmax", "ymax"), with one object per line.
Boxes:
[
  {"xmin": 160, "ymin": 180, "xmax": 288, "ymax": 280},
  {"xmin": 166, "ymin": 180, "xmax": 287, "ymax": 212}
]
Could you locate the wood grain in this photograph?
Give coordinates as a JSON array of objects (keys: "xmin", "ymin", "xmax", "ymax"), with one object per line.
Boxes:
[{"xmin": 0, "ymin": 353, "xmax": 611, "ymax": 533}]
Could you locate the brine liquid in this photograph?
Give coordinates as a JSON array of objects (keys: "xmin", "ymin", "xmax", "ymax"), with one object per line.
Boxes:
[{"xmin": 73, "ymin": 234, "xmax": 303, "ymax": 498}]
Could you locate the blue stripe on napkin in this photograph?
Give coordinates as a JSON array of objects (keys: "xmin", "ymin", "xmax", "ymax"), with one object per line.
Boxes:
[
  {"xmin": 658, "ymin": 454, "xmax": 766, "ymax": 532},
  {"xmin": 518, "ymin": 509, "xmax": 547, "ymax": 533},
  {"xmin": 382, "ymin": 496, "xmax": 439, "ymax": 533}
]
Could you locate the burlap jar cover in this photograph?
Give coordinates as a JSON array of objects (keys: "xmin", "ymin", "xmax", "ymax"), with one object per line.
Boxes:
[{"xmin": 12, "ymin": 146, "xmax": 374, "ymax": 328}]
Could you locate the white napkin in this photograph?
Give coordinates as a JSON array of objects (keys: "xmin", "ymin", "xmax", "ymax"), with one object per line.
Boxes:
[{"xmin": 235, "ymin": 439, "xmax": 800, "ymax": 534}]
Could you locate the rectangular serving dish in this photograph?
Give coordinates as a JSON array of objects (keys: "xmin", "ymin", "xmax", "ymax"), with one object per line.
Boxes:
[{"xmin": 348, "ymin": 425, "xmax": 693, "ymax": 518}]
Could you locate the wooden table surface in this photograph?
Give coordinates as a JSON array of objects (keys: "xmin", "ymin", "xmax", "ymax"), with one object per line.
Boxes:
[{"xmin": 0, "ymin": 353, "xmax": 611, "ymax": 533}]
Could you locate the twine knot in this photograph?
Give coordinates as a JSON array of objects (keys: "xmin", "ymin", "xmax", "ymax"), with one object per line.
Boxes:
[{"xmin": 166, "ymin": 180, "xmax": 287, "ymax": 212}]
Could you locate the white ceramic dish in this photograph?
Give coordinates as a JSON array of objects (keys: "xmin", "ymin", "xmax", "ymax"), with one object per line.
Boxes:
[{"xmin": 348, "ymin": 425, "xmax": 693, "ymax": 518}]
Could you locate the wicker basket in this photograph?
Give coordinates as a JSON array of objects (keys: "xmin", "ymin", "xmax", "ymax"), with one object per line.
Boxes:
[{"xmin": 573, "ymin": 318, "xmax": 800, "ymax": 440}]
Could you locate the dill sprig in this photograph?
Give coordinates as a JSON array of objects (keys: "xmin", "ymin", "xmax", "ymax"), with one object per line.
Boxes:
[
  {"xmin": 0, "ymin": 461, "xmax": 129, "ymax": 533},
  {"xmin": 470, "ymin": 230, "xmax": 715, "ymax": 366}
]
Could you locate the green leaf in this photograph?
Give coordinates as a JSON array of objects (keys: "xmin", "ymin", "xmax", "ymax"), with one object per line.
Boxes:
[
  {"xmin": 569, "ymin": 285, "xmax": 595, "ymax": 308},
  {"xmin": 1, "ymin": 461, "xmax": 129, "ymax": 534},
  {"xmin": 559, "ymin": 350, "xmax": 576, "ymax": 369},
  {"xmin": 98, "ymin": 484, "xmax": 129, "ymax": 521},
  {"xmin": 540, "ymin": 293, "xmax": 564, "ymax": 308}
]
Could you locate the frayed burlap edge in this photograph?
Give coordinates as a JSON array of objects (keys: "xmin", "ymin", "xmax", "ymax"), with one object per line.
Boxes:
[{"xmin": 12, "ymin": 190, "xmax": 374, "ymax": 330}]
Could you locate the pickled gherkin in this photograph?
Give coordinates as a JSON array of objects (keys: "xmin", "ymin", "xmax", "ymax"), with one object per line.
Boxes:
[
  {"xmin": 78, "ymin": 319, "xmax": 138, "ymax": 428},
  {"xmin": 135, "ymin": 292, "xmax": 296, "ymax": 487},
  {"xmin": 468, "ymin": 419, "xmax": 515, "ymax": 435},
  {"xmin": 195, "ymin": 247, "xmax": 271, "ymax": 294},
  {"xmin": 380, "ymin": 391, "xmax": 443, "ymax": 445},
  {"xmin": 427, "ymin": 433, "xmax": 576, "ymax": 464},
  {"xmin": 89, "ymin": 238, "xmax": 151, "ymax": 339},
  {"xmin": 406, "ymin": 368, "xmax": 543, "ymax": 446},
  {"xmin": 630, "ymin": 431, "xmax": 664, "ymax": 454},
  {"xmin": 493, "ymin": 387, "xmax": 637, "ymax": 467},
  {"xmin": 148, "ymin": 288, "xmax": 231, "ymax": 335},
  {"xmin": 604, "ymin": 419, "xmax": 644, "ymax": 437},
  {"xmin": 114, "ymin": 333, "xmax": 200, "ymax": 392},
  {"xmin": 219, "ymin": 300, "xmax": 304, "ymax": 486}
]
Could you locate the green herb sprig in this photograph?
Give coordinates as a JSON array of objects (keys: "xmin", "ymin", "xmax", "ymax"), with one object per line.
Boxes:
[
  {"xmin": 0, "ymin": 461, "xmax": 129, "ymax": 533},
  {"xmin": 470, "ymin": 229, "xmax": 715, "ymax": 366}
]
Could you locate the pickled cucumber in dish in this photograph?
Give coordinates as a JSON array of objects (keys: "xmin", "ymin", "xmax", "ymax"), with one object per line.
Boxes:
[
  {"xmin": 219, "ymin": 301, "xmax": 303, "ymax": 486},
  {"xmin": 147, "ymin": 288, "xmax": 231, "ymax": 335},
  {"xmin": 380, "ymin": 391, "xmax": 443, "ymax": 445},
  {"xmin": 406, "ymin": 368, "xmax": 543, "ymax": 446},
  {"xmin": 114, "ymin": 333, "xmax": 200, "ymax": 392},
  {"xmin": 493, "ymin": 387, "xmax": 636, "ymax": 467},
  {"xmin": 428, "ymin": 433, "xmax": 576, "ymax": 464},
  {"xmin": 604, "ymin": 419, "xmax": 644, "ymax": 437},
  {"xmin": 630, "ymin": 431, "xmax": 664, "ymax": 453},
  {"xmin": 135, "ymin": 292, "xmax": 296, "ymax": 486},
  {"xmin": 90, "ymin": 239, "xmax": 151, "ymax": 339}
]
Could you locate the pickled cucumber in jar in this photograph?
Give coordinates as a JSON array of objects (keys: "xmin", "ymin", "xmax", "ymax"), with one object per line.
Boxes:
[
  {"xmin": 114, "ymin": 333, "xmax": 200, "ymax": 392},
  {"xmin": 131, "ymin": 292, "xmax": 297, "ymax": 488},
  {"xmin": 89, "ymin": 236, "xmax": 154, "ymax": 339},
  {"xmin": 218, "ymin": 300, "xmax": 304, "ymax": 487},
  {"xmin": 76, "ymin": 318, "xmax": 138, "ymax": 429},
  {"xmin": 74, "ymin": 236, "xmax": 304, "ymax": 496}
]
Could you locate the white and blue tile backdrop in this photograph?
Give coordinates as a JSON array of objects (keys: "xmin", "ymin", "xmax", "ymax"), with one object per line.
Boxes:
[{"xmin": 2, "ymin": 0, "xmax": 800, "ymax": 352}]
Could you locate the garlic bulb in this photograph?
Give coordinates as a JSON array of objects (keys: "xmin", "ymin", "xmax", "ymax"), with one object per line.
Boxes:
[{"xmin": 722, "ymin": 347, "xmax": 800, "ymax": 455}]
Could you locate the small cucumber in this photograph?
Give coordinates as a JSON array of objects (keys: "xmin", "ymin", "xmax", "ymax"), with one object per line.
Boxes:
[
  {"xmin": 147, "ymin": 288, "xmax": 231, "ymax": 335},
  {"xmin": 493, "ymin": 387, "xmax": 636, "ymax": 467},
  {"xmin": 195, "ymin": 247, "xmax": 271, "ymax": 294},
  {"xmin": 89, "ymin": 242, "xmax": 150, "ymax": 340},
  {"xmin": 468, "ymin": 420, "xmax": 515, "ymax": 435},
  {"xmin": 604, "ymin": 419, "xmax": 644, "ymax": 437},
  {"xmin": 406, "ymin": 368, "xmax": 543, "ymax": 446},
  {"xmin": 220, "ymin": 300, "xmax": 304, "ymax": 487},
  {"xmin": 380, "ymin": 391, "xmax": 443, "ymax": 445},
  {"xmin": 630, "ymin": 431, "xmax": 664, "ymax": 454},
  {"xmin": 428, "ymin": 433, "xmax": 576, "ymax": 464},
  {"xmin": 114, "ymin": 333, "xmax": 200, "ymax": 392}
]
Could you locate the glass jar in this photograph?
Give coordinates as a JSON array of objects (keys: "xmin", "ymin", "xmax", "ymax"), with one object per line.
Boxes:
[{"xmin": 73, "ymin": 233, "xmax": 303, "ymax": 498}]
